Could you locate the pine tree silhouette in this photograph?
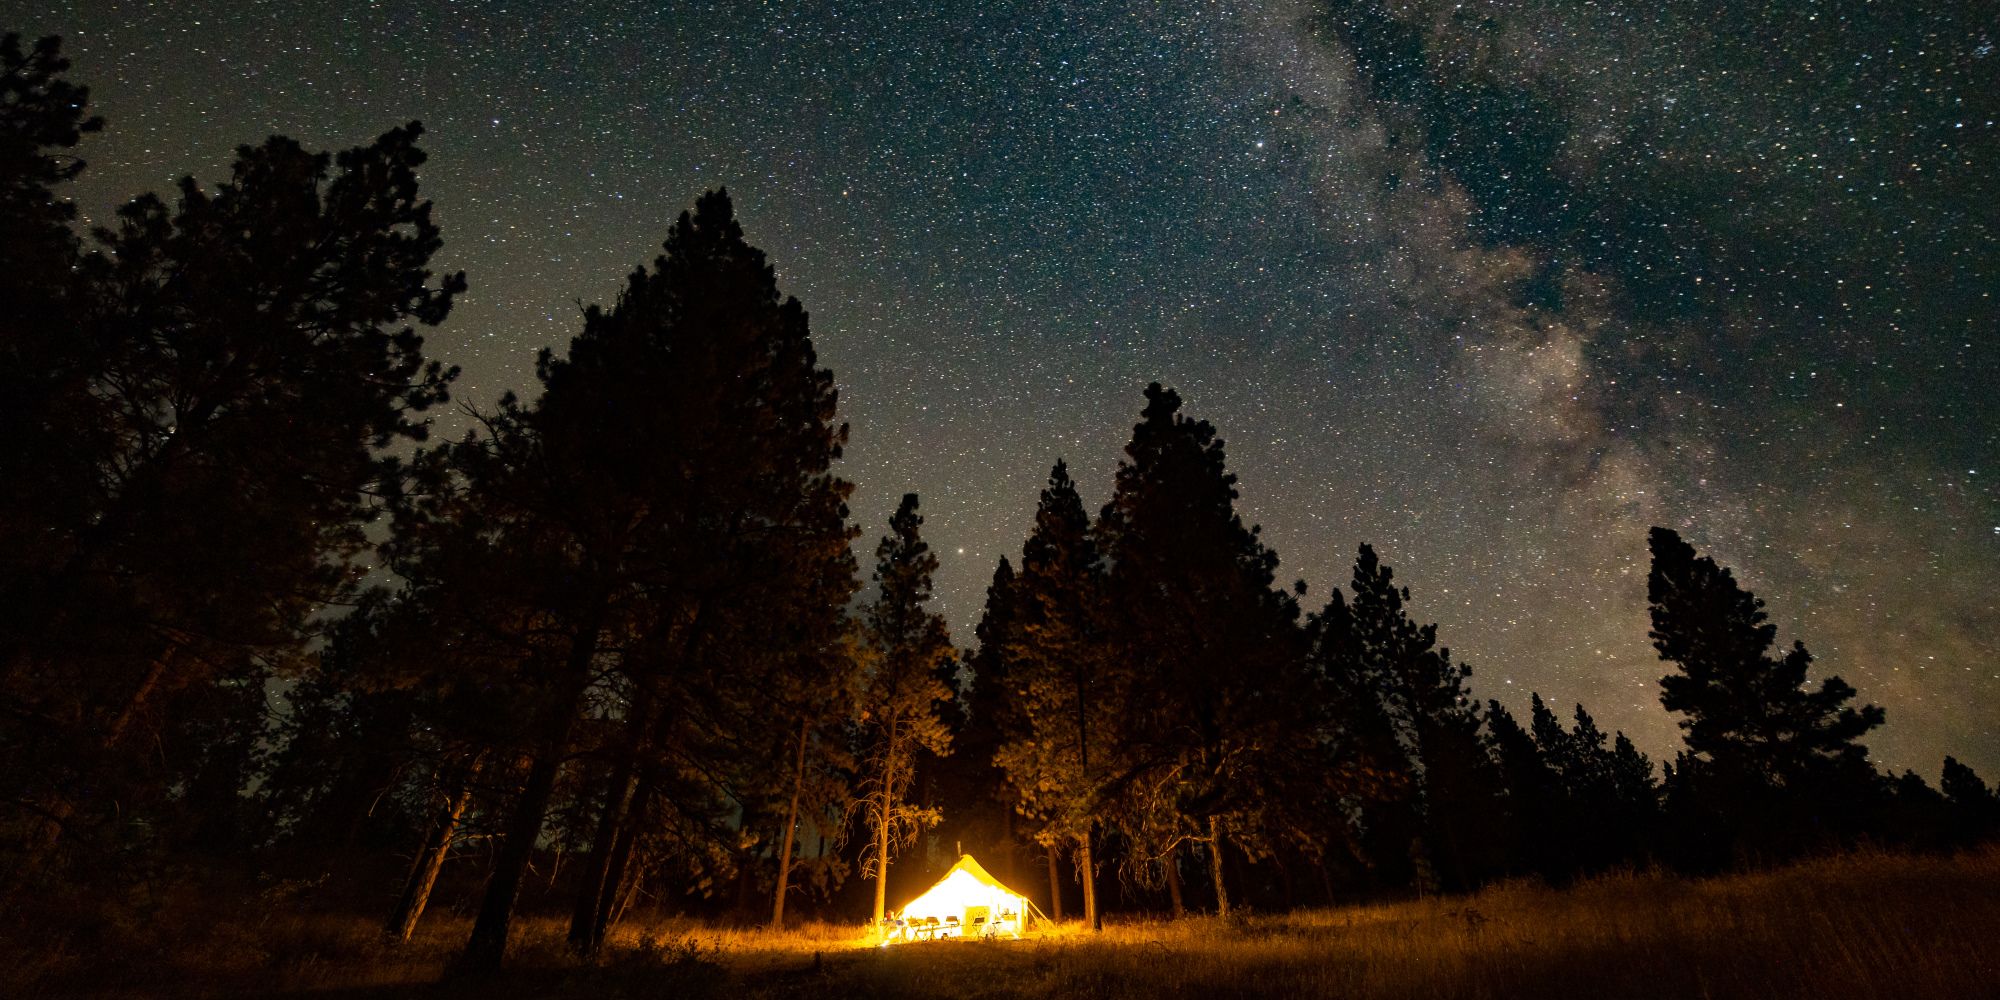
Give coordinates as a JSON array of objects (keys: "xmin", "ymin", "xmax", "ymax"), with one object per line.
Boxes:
[
  {"xmin": 2, "ymin": 84, "xmax": 462, "ymax": 869},
  {"xmin": 991, "ymin": 460, "xmax": 1119, "ymax": 928},
  {"xmin": 856, "ymin": 494, "xmax": 956, "ymax": 924},
  {"xmin": 1095, "ymin": 384, "xmax": 1303, "ymax": 916},
  {"xmin": 1484, "ymin": 699, "xmax": 1563, "ymax": 880},
  {"xmin": 1333, "ymin": 543, "xmax": 1501, "ymax": 891},
  {"xmin": 1646, "ymin": 526, "xmax": 1885, "ymax": 862},
  {"xmin": 1940, "ymin": 757, "xmax": 2000, "ymax": 846},
  {"xmin": 921, "ymin": 556, "xmax": 1036, "ymax": 905},
  {"xmin": 404, "ymin": 189, "xmax": 856, "ymax": 971},
  {"xmin": 0, "ymin": 35, "xmax": 105, "ymax": 612}
]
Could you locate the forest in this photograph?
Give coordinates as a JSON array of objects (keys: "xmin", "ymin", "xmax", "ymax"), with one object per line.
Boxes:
[{"xmin": 2, "ymin": 33, "xmax": 1996, "ymax": 998}]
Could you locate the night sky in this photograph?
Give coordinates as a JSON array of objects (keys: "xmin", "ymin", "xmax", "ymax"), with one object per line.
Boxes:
[{"xmin": 12, "ymin": 1, "xmax": 1996, "ymax": 775}]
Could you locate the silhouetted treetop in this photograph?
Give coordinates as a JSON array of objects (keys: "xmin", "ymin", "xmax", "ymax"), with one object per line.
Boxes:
[{"xmin": 1647, "ymin": 527, "xmax": 1884, "ymax": 785}]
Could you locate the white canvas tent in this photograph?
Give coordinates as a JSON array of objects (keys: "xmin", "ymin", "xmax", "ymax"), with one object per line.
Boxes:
[{"xmin": 882, "ymin": 855, "xmax": 1043, "ymax": 943}]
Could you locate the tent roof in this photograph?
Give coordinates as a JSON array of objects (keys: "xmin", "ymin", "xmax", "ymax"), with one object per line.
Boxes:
[
  {"xmin": 896, "ymin": 854, "xmax": 1030, "ymax": 911},
  {"xmin": 942, "ymin": 854, "xmax": 1011, "ymax": 893}
]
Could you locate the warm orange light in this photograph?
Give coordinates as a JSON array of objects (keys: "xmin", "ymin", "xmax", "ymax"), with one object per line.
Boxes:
[{"xmin": 882, "ymin": 856, "xmax": 1031, "ymax": 944}]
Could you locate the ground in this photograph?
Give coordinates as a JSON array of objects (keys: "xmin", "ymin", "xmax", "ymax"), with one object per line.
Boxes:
[{"xmin": 12, "ymin": 847, "xmax": 1998, "ymax": 999}]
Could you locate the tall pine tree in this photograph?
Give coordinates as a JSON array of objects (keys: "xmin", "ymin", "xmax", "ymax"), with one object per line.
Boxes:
[
  {"xmin": 1331, "ymin": 544, "xmax": 1501, "ymax": 891},
  {"xmin": 2, "ymin": 100, "xmax": 461, "ymax": 867},
  {"xmin": 856, "ymin": 494, "xmax": 956, "ymax": 924},
  {"xmin": 993, "ymin": 461, "xmax": 1118, "ymax": 929},
  {"xmin": 402, "ymin": 189, "xmax": 854, "ymax": 971},
  {"xmin": 1647, "ymin": 527, "xmax": 1884, "ymax": 862},
  {"xmin": 1095, "ymin": 384, "xmax": 1302, "ymax": 916}
]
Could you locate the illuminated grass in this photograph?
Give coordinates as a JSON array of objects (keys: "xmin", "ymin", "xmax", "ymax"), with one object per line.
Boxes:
[{"xmin": 11, "ymin": 846, "xmax": 1997, "ymax": 998}]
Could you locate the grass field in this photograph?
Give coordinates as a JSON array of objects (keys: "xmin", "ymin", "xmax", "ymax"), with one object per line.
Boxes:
[{"xmin": 13, "ymin": 846, "xmax": 1999, "ymax": 999}]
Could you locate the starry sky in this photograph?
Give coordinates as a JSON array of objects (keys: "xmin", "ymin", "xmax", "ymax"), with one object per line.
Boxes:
[{"xmin": 11, "ymin": 1, "xmax": 1996, "ymax": 776}]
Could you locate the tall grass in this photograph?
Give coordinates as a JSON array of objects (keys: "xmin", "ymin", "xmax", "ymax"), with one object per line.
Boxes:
[{"xmin": 12, "ymin": 846, "xmax": 1997, "ymax": 998}]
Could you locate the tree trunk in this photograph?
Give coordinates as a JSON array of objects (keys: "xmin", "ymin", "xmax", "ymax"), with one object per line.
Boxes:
[
  {"xmin": 455, "ymin": 601, "xmax": 604, "ymax": 976},
  {"xmin": 1208, "ymin": 815, "xmax": 1231, "ymax": 917},
  {"xmin": 25, "ymin": 639, "xmax": 183, "ymax": 862},
  {"xmin": 1078, "ymin": 833, "xmax": 1099, "ymax": 931},
  {"xmin": 593, "ymin": 775, "xmax": 649, "ymax": 943},
  {"xmin": 772, "ymin": 715, "xmax": 809, "ymax": 930},
  {"xmin": 456, "ymin": 732, "xmax": 567, "ymax": 972},
  {"xmin": 1073, "ymin": 651, "xmax": 1096, "ymax": 930},
  {"xmin": 609, "ymin": 855, "xmax": 644, "ymax": 929},
  {"xmin": 570, "ymin": 677, "xmax": 656, "ymax": 956},
  {"xmin": 104, "ymin": 640, "xmax": 179, "ymax": 748},
  {"xmin": 581, "ymin": 601, "xmax": 701, "ymax": 951},
  {"xmin": 1046, "ymin": 844, "xmax": 1063, "ymax": 921},
  {"xmin": 567, "ymin": 751, "xmax": 638, "ymax": 954},
  {"xmin": 386, "ymin": 759, "xmax": 479, "ymax": 941},
  {"xmin": 871, "ymin": 717, "xmax": 897, "ymax": 923},
  {"xmin": 1165, "ymin": 847, "xmax": 1185, "ymax": 918},
  {"xmin": 872, "ymin": 798, "xmax": 892, "ymax": 923}
]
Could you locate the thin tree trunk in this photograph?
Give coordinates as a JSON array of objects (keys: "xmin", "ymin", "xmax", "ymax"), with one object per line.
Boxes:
[
  {"xmin": 1073, "ymin": 651, "xmax": 1096, "ymax": 931},
  {"xmin": 455, "ymin": 601, "xmax": 604, "ymax": 975},
  {"xmin": 1165, "ymin": 847, "xmax": 1185, "ymax": 918},
  {"xmin": 104, "ymin": 640, "xmax": 179, "ymax": 748},
  {"xmin": 582, "ymin": 600, "xmax": 698, "ymax": 951},
  {"xmin": 591, "ymin": 774, "xmax": 650, "ymax": 946},
  {"xmin": 1078, "ymin": 834, "xmax": 1099, "ymax": 930},
  {"xmin": 1208, "ymin": 814, "xmax": 1231, "ymax": 917},
  {"xmin": 387, "ymin": 759, "xmax": 479, "ymax": 941},
  {"xmin": 456, "ymin": 730, "xmax": 567, "ymax": 972},
  {"xmin": 871, "ymin": 717, "xmax": 897, "ymax": 923},
  {"xmin": 25, "ymin": 640, "xmax": 183, "ymax": 861},
  {"xmin": 772, "ymin": 715, "xmax": 809, "ymax": 930},
  {"xmin": 872, "ymin": 795, "xmax": 892, "ymax": 923},
  {"xmin": 570, "ymin": 678, "xmax": 656, "ymax": 955},
  {"xmin": 609, "ymin": 857, "xmax": 643, "ymax": 928},
  {"xmin": 567, "ymin": 752, "xmax": 638, "ymax": 954},
  {"xmin": 1046, "ymin": 843, "xmax": 1063, "ymax": 921}
]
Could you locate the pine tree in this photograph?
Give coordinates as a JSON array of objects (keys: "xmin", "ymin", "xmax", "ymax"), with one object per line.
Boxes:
[
  {"xmin": 1604, "ymin": 731, "xmax": 1661, "ymax": 863},
  {"xmin": 966, "ymin": 558, "xmax": 1022, "ymax": 758},
  {"xmin": 0, "ymin": 35, "xmax": 105, "ymax": 615},
  {"xmin": 1646, "ymin": 527, "xmax": 1884, "ymax": 859},
  {"xmin": 1484, "ymin": 699, "xmax": 1561, "ymax": 879},
  {"xmin": 254, "ymin": 586, "xmax": 511, "ymax": 940},
  {"xmin": 1095, "ymin": 384, "xmax": 1302, "ymax": 916},
  {"xmin": 1648, "ymin": 527, "xmax": 1884, "ymax": 783},
  {"xmin": 764, "ymin": 617, "xmax": 866, "ymax": 930},
  {"xmin": 1510, "ymin": 694, "xmax": 1658, "ymax": 879},
  {"xmin": 401, "ymin": 189, "xmax": 855, "ymax": 971},
  {"xmin": 2, "ymin": 107, "xmax": 462, "ymax": 867},
  {"xmin": 856, "ymin": 494, "xmax": 956, "ymax": 924},
  {"xmin": 1337, "ymin": 544, "xmax": 1501, "ymax": 891},
  {"xmin": 993, "ymin": 461, "xmax": 1118, "ymax": 929},
  {"xmin": 1560, "ymin": 703, "xmax": 1628, "ymax": 874},
  {"xmin": 1528, "ymin": 695, "xmax": 1573, "ymax": 781},
  {"xmin": 915, "ymin": 557, "xmax": 1043, "ymax": 905},
  {"xmin": 1940, "ymin": 757, "xmax": 2000, "ymax": 846},
  {"xmin": 1307, "ymin": 582, "xmax": 1418, "ymax": 888}
]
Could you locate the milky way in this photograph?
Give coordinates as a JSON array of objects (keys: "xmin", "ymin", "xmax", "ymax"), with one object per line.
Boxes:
[{"xmin": 10, "ymin": 1, "xmax": 1995, "ymax": 775}]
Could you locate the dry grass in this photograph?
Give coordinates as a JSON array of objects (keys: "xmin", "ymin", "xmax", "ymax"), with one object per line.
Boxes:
[{"xmin": 12, "ymin": 846, "xmax": 1999, "ymax": 999}]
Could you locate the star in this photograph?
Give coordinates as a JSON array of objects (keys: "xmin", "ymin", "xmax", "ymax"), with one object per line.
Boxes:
[{"xmin": 28, "ymin": 0, "xmax": 1997, "ymax": 777}]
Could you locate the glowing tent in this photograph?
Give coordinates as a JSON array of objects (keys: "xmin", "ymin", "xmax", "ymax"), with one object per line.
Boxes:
[{"xmin": 883, "ymin": 855, "xmax": 1042, "ymax": 943}]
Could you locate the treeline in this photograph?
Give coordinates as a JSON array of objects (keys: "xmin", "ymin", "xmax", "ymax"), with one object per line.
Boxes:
[
  {"xmin": 3, "ymin": 34, "xmax": 1997, "ymax": 974},
  {"xmin": 945, "ymin": 410, "xmax": 2000, "ymax": 924}
]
